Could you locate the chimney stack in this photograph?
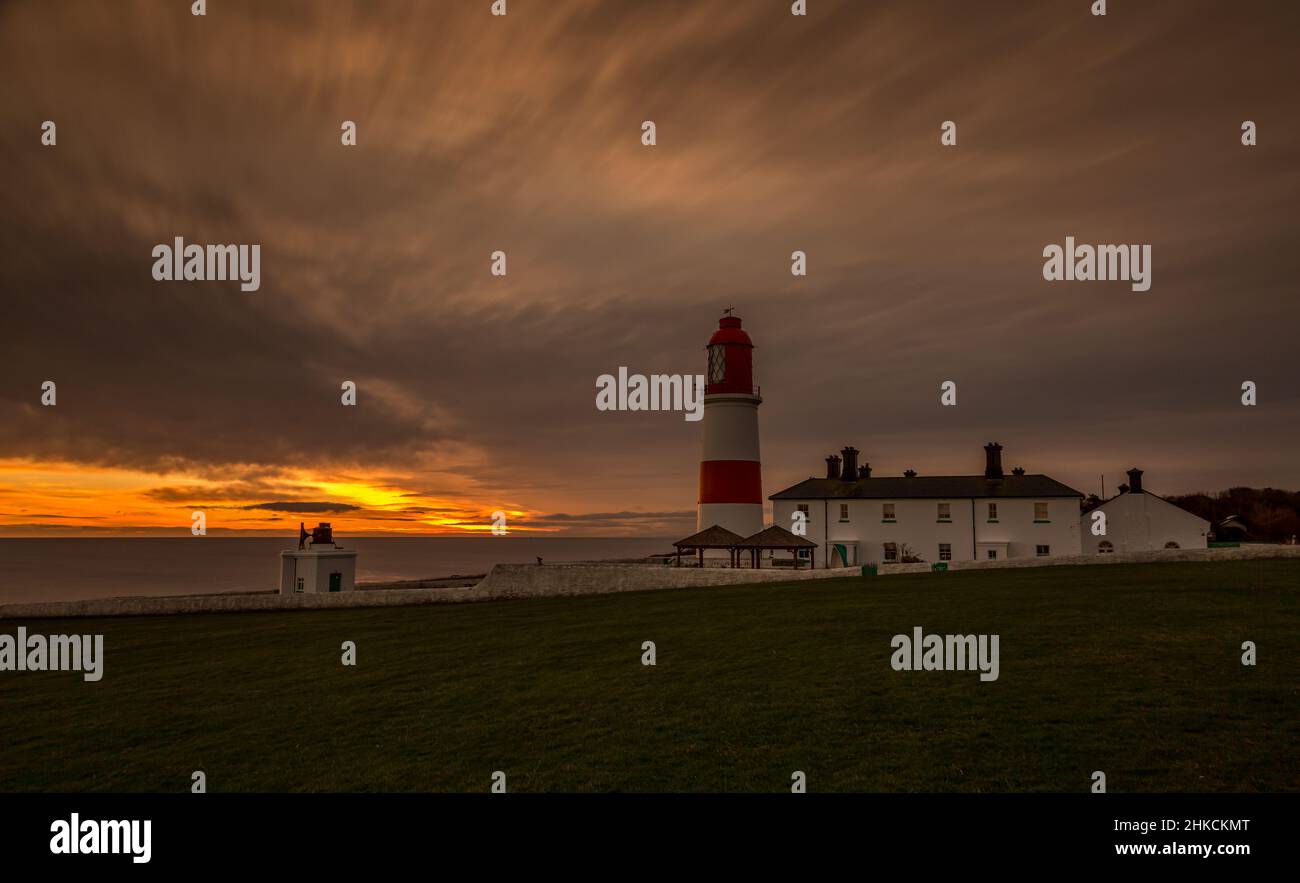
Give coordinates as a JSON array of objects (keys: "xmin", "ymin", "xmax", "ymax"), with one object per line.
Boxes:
[
  {"xmin": 840, "ymin": 446, "xmax": 859, "ymax": 482},
  {"xmin": 1118, "ymin": 483, "xmax": 1130, "ymax": 494},
  {"xmin": 858, "ymin": 463, "xmax": 872, "ymax": 479},
  {"xmin": 1011, "ymin": 466, "xmax": 1025, "ymax": 476},
  {"xmin": 903, "ymin": 469, "xmax": 917, "ymax": 478},
  {"xmin": 984, "ymin": 442, "xmax": 1004, "ymax": 479},
  {"xmin": 1126, "ymin": 467, "xmax": 1143, "ymax": 494},
  {"xmin": 825, "ymin": 455, "xmax": 841, "ymax": 480}
]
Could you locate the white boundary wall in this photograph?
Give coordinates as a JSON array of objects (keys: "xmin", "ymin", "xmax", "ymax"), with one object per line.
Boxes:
[{"xmin": 1, "ymin": 546, "xmax": 1295, "ymax": 619}]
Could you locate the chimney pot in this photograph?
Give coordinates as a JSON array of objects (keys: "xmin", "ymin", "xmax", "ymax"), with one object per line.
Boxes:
[
  {"xmin": 858, "ymin": 463, "xmax": 871, "ymax": 479},
  {"xmin": 1126, "ymin": 467, "xmax": 1144, "ymax": 494},
  {"xmin": 984, "ymin": 442, "xmax": 1004, "ymax": 479},
  {"xmin": 1011, "ymin": 466, "xmax": 1025, "ymax": 476},
  {"xmin": 903, "ymin": 469, "xmax": 917, "ymax": 478},
  {"xmin": 825, "ymin": 455, "xmax": 841, "ymax": 480},
  {"xmin": 839, "ymin": 446, "xmax": 859, "ymax": 482}
]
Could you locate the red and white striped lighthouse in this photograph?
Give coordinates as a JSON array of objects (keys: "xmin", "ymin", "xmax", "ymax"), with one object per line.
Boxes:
[{"xmin": 697, "ymin": 311, "xmax": 763, "ymax": 537}]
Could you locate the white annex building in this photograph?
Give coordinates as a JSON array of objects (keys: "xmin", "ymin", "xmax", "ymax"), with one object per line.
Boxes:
[
  {"xmin": 770, "ymin": 443, "xmax": 1084, "ymax": 568},
  {"xmin": 279, "ymin": 522, "xmax": 357, "ymax": 594},
  {"xmin": 1080, "ymin": 468, "xmax": 1209, "ymax": 554}
]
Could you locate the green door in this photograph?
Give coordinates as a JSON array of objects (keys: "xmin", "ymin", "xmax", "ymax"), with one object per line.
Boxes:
[{"xmin": 329, "ymin": 572, "xmax": 342, "ymax": 593}]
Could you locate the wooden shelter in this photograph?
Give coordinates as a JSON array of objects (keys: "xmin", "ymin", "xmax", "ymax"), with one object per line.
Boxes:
[
  {"xmin": 672, "ymin": 525, "xmax": 744, "ymax": 567},
  {"xmin": 734, "ymin": 524, "xmax": 818, "ymax": 569}
]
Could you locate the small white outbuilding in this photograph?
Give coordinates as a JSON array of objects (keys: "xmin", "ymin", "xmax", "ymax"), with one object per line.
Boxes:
[
  {"xmin": 279, "ymin": 522, "xmax": 357, "ymax": 594},
  {"xmin": 1080, "ymin": 469, "xmax": 1209, "ymax": 554}
]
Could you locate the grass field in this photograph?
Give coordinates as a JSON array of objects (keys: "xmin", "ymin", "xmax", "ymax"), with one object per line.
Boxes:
[{"xmin": 2, "ymin": 560, "xmax": 1297, "ymax": 792}]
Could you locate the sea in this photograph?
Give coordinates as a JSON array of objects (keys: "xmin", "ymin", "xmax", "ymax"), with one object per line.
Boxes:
[{"xmin": 0, "ymin": 537, "xmax": 676, "ymax": 605}]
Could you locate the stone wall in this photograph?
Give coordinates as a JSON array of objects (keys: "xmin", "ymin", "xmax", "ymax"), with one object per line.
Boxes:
[
  {"xmin": 0, "ymin": 586, "xmax": 476, "ymax": 620},
  {"xmin": 470, "ymin": 562, "xmax": 855, "ymax": 599},
  {"xmin": 2, "ymin": 545, "xmax": 1296, "ymax": 620},
  {"xmin": 0, "ymin": 564, "xmax": 851, "ymax": 620},
  {"xmin": 874, "ymin": 543, "xmax": 1300, "ymax": 574}
]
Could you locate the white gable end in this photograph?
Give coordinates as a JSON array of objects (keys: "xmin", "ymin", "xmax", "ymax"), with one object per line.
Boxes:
[{"xmin": 1082, "ymin": 492, "xmax": 1209, "ymax": 554}]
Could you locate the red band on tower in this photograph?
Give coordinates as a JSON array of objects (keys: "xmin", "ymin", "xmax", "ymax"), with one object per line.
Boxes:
[{"xmin": 698, "ymin": 460, "xmax": 763, "ymax": 505}]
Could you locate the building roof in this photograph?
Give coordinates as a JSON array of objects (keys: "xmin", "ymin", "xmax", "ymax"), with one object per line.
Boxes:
[
  {"xmin": 673, "ymin": 525, "xmax": 745, "ymax": 549},
  {"xmin": 735, "ymin": 524, "xmax": 818, "ymax": 549},
  {"xmin": 770, "ymin": 474, "xmax": 1084, "ymax": 501}
]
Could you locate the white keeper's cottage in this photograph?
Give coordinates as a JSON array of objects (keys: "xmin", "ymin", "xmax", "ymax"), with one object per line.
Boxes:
[
  {"xmin": 1079, "ymin": 468, "xmax": 1209, "ymax": 554},
  {"xmin": 770, "ymin": 443, "xmax": 1084, "ymax": 568}
]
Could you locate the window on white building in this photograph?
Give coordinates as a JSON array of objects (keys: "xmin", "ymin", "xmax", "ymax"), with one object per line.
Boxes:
[
  {"xmin": 839, "ymin": 503, "xmax": 850, "ymax": 522},
  {"xmin": 937, "ymin": 502, "xmax": 951, "ymax": 522},
  {"xmin": 939, "ymin": 544, "xmax": 952, "ymax": 561},
  {"xmin": 986, "ymin": 549, "xmax": 997, "ymax": 560},
  {"xmin": 987, "ymin": 503, "xmax": 998, "ymax": 521},
  {"xmin": 882, "ymin": 503, "xmax": 896, "ymax": 522},
  {"xmin": 1034, "ymin": 502, "xmax": 1050, "ymax": 522},
  {"xmin": 1036, "ymin": 544, "xmax": 1050, "ymax": 557},
  {"xmin": 295, "ymin": 577, "xmax": 304, "ymax": 593},
  {"xmin": 883, "ymin": 542, "xmax": 898, "ymax": 562},
  {"xmin": 1098, "ymin": 541, "xmax": 1114, "ymax": 554}
]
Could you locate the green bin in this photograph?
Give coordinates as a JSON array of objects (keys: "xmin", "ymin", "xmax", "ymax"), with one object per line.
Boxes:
[
  {"xmin": 861, "ymin": 565, "xmax": 878, "ymax": 577},
  {"xmin": 931, "ymin": 562, "xmax": 948, "ymax": 573}
]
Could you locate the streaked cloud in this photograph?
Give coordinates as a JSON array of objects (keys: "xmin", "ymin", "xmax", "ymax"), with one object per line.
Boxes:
[{"xmin": 0, "ymin": 0, "xmax": 1296, "ymax": 536}]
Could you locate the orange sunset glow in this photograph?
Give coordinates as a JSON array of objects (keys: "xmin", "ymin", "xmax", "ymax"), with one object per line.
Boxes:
[{"xmin": 0, "ymin": 459, "xmax": 535, "ymax": 536}]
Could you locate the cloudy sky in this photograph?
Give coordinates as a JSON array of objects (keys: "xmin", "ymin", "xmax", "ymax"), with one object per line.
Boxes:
[{"xmin": 1, "ymin": 0, "xmax": 1297, "ymax": 537}]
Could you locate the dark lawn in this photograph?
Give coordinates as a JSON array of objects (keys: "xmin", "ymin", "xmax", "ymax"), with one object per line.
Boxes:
[{"xmin": 1, "ymin": 560, "xmax": 1296, "ymax": 792}]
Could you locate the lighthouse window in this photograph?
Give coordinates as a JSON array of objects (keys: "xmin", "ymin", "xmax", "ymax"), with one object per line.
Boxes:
[{"xmin": 707, "ymin": 345, "xmax": 726, "ymax": 384}]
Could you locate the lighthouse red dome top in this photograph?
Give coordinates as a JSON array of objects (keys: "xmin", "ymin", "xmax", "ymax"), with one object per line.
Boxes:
[
  {"xmin": 707, "ymin": 315, "xmax": 754, "ymax": 348},
  {"xmin": 705, "ymin": 312, "xmax": 757, "ymax": 395}
]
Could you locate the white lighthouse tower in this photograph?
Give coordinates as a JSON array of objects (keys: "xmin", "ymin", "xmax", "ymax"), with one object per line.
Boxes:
[{"xmin": 697, "ymin": 311, "xmax": 764, "ymax": 538}]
